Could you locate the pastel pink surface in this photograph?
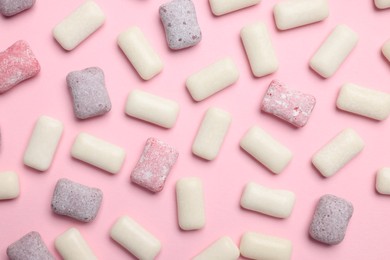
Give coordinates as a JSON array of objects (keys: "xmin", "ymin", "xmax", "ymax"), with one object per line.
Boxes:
[{"xmin": 1, "ymin": 0, "xmax": 390, "ymax": 260}]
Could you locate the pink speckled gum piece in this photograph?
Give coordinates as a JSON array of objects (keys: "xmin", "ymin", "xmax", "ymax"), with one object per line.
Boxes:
[
  {"xmin": 0, "ymin": 40, "xmax": 40, "ymax": 94},
  {"xmin": 131, "ymin": 137, "xmax": 179, "ymax": 193},
  {"xmin": 261, "ymin": 80, "xmax": 316, "ymax": 127}
]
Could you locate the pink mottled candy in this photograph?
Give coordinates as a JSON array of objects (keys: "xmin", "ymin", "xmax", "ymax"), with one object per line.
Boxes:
[
  {"xmin": 131, "ymin": 137, "xmax": 179, "ymax": 193},
  {"xmin": 261, "ymin": 80, "xmax": 316, "ymax": 127},
  {"xmin": 0, "ymin": 40, "xmax": 40, "ymax": 94}
]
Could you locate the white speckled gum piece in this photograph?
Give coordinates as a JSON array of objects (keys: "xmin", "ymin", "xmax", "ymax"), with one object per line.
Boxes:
[
  {"xmin": 376, "ymin": 168, "xmax": 390, "ymax": 195},
  {"xmin": 209, "ymin": 0, "xmax": 261, "ymax": 16},
  {"xmin": 193, "ymin": 236, "xmax": 240, "ymax": 260},
  {"xmin": 55, "ymin": 228, "xmax": 97, "ymax": 260},
  {"xmin": 375, "ymin": 0, "xmax": 390, "ymax": 9},
  {"xmin": 0, "ymin": 171, "xmax": 19, "ymax": 200}
]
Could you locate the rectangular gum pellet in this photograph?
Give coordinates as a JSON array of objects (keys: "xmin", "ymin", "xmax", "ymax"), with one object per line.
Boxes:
[
  {"xmin": 7, "ymin": 231, "xmax": 55, "ymax": 260},
  {"xmin": 376, "ymin": 168, "xmax": 390, "ymax": 195},
  {"xmin": 240, "ymin": 22, "xmax": 278, "ymax": 77},
  {"xmin": 110, "ymin": 216, "xmax": 161, "ymax": 260},
  {"xmin": 0, "ymin": 171, "xmax": 20, "ymax": 200},
  {"xmin": 0, "ymin": 0, "xmax": 35, "ymax": 16},
  {"xmin": 239, "ymin": 232, "xmax": 292, "ymax": 260},
  {"xmin": 55, "ymin": 228, "xmax": 97, "ymax": 260},
  {"xmin": 312, "ymin": 128, "xmax": 364, "ymax": 178},
  {"xmin": 53, "ymin": 0, "xmax": 105, "ymax": 51},
  {"xmin": 240, "ymin": 182, "xmax": 296, "ymax": 219},
  {"xmin": 336, "ymin": 83, "xmax": 390, "ymax": 121},
  {"xmin": 125, "ymin": 89, "xmax": 180, "ymax": 128},
  {"xmin": 192, "ymin": 236, "xmax": 240, "ymax": 260},
  {"xmin": 118, "ymin": 26, "xmax": 163, "ymax": 80},
  {"xmin": 192, "ymin": 107, "xmax": 232, "ymax": 160},
  {"xmin": 273, "ymin": 0, "xmax": 329, "ymax": 30},
  {"xmin": 375, "ymin": 0, "xmax": 390, "ymax": 9},
  {"xmin": 240, "ymin": 126, "xmax": 292, "ymax": 174},
  {"xmin": 176, "ymin": 177, "xmax": 205, "ymax": 230},
  {"xmin": 71, "ymin": 132, "xmax": 126, "ymax": 174},
  {"xmin": 209, "ymin": 0, "xmax": 260, "ymax": 16},
  {"xmin": 382, "ymin": 39, "xmax": 390, "ymax": 62},
  {"xmin": 186, "ymin": 57, "xmax": 239, "ymax": 101},
  {"xmin": 23, "ymin": 116, "xmax": 64, "ymax": 171},
  {"xmin": 310, "ymin": 25, "xmax": 358, "ymax": 78}
]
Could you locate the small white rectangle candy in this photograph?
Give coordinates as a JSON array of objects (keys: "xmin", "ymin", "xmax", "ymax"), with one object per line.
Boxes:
[
  {"xmin": 312, "ymin": 128, "xmax": 364, "ymax": 178},
  {"xmin": 240, "ymin": 232, "xmax": 292, "ymax": 260},
  {"xmin": 382, "ymin": 39, "xmax": 390, "ymax": 62},
  {"xmin": 53, "ymin": 0, "xmax": 105, "ymax": 51},
  {"xmin": 209, "ymin": 0, "xmax": 261, "ymax": 16},
  {"xmin": 376, "ymin": 168, "xmax": 390, "ymax": 195},
  {"xmin": 375, "ymin": 0, "xmax": 390, "ymax": 9},
  {"xmin": 0, "ymin": 171, "xmax": 19, "ymax": 200},
  {"xmin": 176, "ymin": 177, "xmax": 205, "ymax": 230},
  {"xmin": 23, "ymin": 116, "xmax": 64, "ymax": 171},
  {"xmin": 273, "ymin": 0, "xmax": 329, "ymax": 30},
  {"xmin": 240, "ymin": 126, "xmax": 292, "ymax": 174},
  {"xmin": 337, "ymin": 83, "xmax": 390, "ymax": 120},
  {"xmin": 241, "ymin": 22, "xmax": 278, "ymax": 77},
  {"xmin": 71, "ymin": 133, "xmax": 126, "ymax": 174},
  {"xmin": 118, "ymin": 27, "xmax": 163, "ymax": 80},
  {"xmin": 55, "ymin": 228, "xmax": 97, "ymax": 260},
  {"xmin": 125, "ymin": 89, "xmax": 180, "ymax": 128},
  {"xmin": 186, "ymin": 57, "xmax": 239, "ymax": 101},
  {"xmin": 193, "ymin": 236, "xmax": 240, "ymax": 260},
  {"xmin": 192, "ymin": 107, "xmax": 232, "ymax": 160},
  {"xmin": 110, "ymin": 216, "xmax": 161, "ymax": 260},
  {"xmin": 310, "ymin": 25, "xmax": 358, "ymax": 78},
  {"xmin": 240, "ymin": 182, "xmax": 296, "ymax": 219}
]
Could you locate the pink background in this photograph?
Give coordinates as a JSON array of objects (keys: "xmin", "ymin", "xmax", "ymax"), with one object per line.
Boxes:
[{"xmin": 1, "ymin": 0, "xmax": 390, "ymax": 259}]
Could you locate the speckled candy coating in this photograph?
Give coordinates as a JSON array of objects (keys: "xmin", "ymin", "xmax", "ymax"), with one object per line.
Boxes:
[
  {"xmin": 0, "ymin": 0, "xmax": 35, "ymax": 16},
  {"xmin": 7, "ymin": 231, "xmax": 55, "ymax": 260},
  {"xmin": 261, "ymin": 80, "xmax": 316, "ymax": 127},
  {"xmin": 51, "ymin": 178, "xmax": 103, "ymax": 222},
  {"xmin": 309, "ymin": 195, "xmax": 354, "ymax": 245},
  {"xmin": 159, "ymin": 0, "xmax": 202, "ymax": 50},
  {"xmin": 131, "ymin": 137, "xmax": 179, "ymax": 192},
  {"xmin": 0, "ymin": 40, "xmax": 40, "ymax": 94}
]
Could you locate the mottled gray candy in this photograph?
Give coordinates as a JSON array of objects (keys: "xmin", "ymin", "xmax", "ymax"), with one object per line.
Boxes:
[
  {"xmin": 0, "ymin": 0, "xmax": 35, "ymax": 16},
  {"xmin": 159, "ymin": 0, "xmax": 202, "ymax": 50},
  {"xmin": 7, "ymin": 231, "xmax": 55, "ymax": 260},
  {"xmin": 51, "ymin": 178, "xmax": 103, "ymax": 222},
  {"xmin": 67, "ymin": 67, "xmax": 111, "ymax": 119},
  {"xmin": 309, "ymin": 194, "xmax": 353, "ymax": 245}
]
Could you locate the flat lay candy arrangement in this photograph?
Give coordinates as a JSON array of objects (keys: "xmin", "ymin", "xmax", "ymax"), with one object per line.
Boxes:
[{"xmin": 2, "ymin": 0, "xmax": 390, "ymax": 259}]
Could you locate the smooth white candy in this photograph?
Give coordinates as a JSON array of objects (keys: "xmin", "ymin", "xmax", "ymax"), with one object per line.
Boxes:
[
  {"xmin": 240, "ymin": 126, "xmax": 292, "ymax": 174},
  {"xmin": 118, "ymin": 27, "xmax": 163, "ymax": 80},
  {"xmin": 192, "ymin": 107, "xmax": 232, "ymax": 160},
  {"xmin": 53, "ymin": 0, "xmax": 105, "ymax": 51},
  {"xmin": 312, "ymin": 128, "xmax": 364, "ymax": 178},
  {"xmin": 375, "ymin": 0, "xmax": 390, "ymax": 9},
  {"xmin": 209, "ymin": 0, "xmax": 260, "ymax": 16},
  {"xmin": 382, "ymin": 39, "xmax": 390, "ymax": 62},
  {"xmin": 273, "ymin": 0, "xmax": 329, "ymax": 30},
  {"xmin": 193, "ymin": 236, "xmax": 240, "ymax": 260},
  {"xmin": 376, "ymin": 168, "xmax": 390, "ymax": 195},
  {"xmin": 241, "ymin": 22, "xmax": 278, "ymax": 77},
  {"xmin": 0, "ymin": 171, "xmax": 19, "ymax": 200},
  {"xmin": 186, "ymin": 57, "xmax": 239, "ymax": 101},
  {"xmin": 310, "ymin": 25, "xmax": 358, "ymax": 78},
  {"xmin": 125, "ymin": 89, "xmax": 180, "ymax": 128},
  {"xmin": 55, "ymin": 228, "xmax": 97, "ymax": 260},
  {"xmin": 240, "ymin": 232, "xmax": 292, "ymax": 260},
  {"xmin": 110, "ymin": 216, "xmax": 161, "ymax": 260},
  {"xmin": 71, "ymin": 133, "xmax": 126, "ymax": 174},
  {"xmin": 23, "ymin": 116, "xmax": 64, "ymax": 171},
  {"xmin": 176, "ymin": 177, "xmax": 205, "ymax": 230},
  {"xmin": 240, "ymin": 182, "xmax": 296, "ymax": 219},
  {"xmin": 337, "ymin": 83, "xmax": 390, "ymax": 121}
]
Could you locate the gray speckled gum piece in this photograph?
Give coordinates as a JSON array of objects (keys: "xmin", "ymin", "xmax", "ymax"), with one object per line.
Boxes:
[
  {"xmin": 67, "ymin": 67, "xmax": 111, "ymax": 119},
  {"xmin": 7, "ymin": 231, "xmax": 55, "ymax": 260},
  {"xmin": 309, "ymin": 194, "xmax": 353, "ymax": 245},
  {"xmin": 159, "ymin": 0, "xmax": 202, "ymax": 50},
  {"xmin": 0, "ymin": 0, "xmax": 35, "ymax": 16},
  {"xmin": 51, "ymin": 178, "xmax": 103, "ymax": 222}
]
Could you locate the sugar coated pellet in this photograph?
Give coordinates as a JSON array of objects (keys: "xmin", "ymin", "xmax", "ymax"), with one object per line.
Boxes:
[
  {"xmin": 376, "ymin": 168, "xmax": 390, "ymax": 195},
  {"xmin": 7, "ymin": 231, "xmax": 55, "ymax": 260},
  {"xmin": 71, "ymin": 132, "xmax": 126, "ymax": 174},
  {"xmin": 312, "ymin": 128, "xmax": 364, "ymax": 178},
  {"xmin": 51, "ymin": 178, "xmax": 103, "ymax": 222},
  {"xmin": 23, "ymin": 115, "xmax": 64, "ymax": 171},
  {"xmin": 0, "ymin": 40, "xmax": 40, "ymax": 94},
  {"xmin": 240, "ymin": 126, "xmax": 292, "ymax": 174},
  {"xmin": 55, "ymin": 228, "xmax": 97, "ymax": 260},
  {"xmin": 118, "ymin": 26, "xmax": 164, "ymax": 80},
  {"xmin": 309, "ymin": 194, "xmax": 353, "ymax": 245},
  {"xmin": 186, "ymin": 57, "xmax": 239, "ymax": 101},
  {"xmin": 0, "ymin": 0, "xmax": 35, "ymax": 16},
  {"xmin": 193, "ymin": 236, "xmax": 240, "ymax": 260},
  {"xmin": 0, "ymin": 171, "xmax": 20, "ymax": 200},
  {"xmin": 375, "ymin": 0, "xmax": 390, "ymax": 9},
  {"xmin": 240, "ymin": 182, "xmax": 296, "ymax": 219},
  {"xmin": 53, "ymin": 0, "xmax": 105, "ymax": 51},
  {"xmin": 310, "ymin": 25, "xmax": 358, "ymax": 78},
  {"xmin": 382, "ymin": 39, "xmax": 390, "ymax": 62},
  {"xmin": 131, "ymin": 137, "xmax": 179, "ymax": 193},
  {"xmin": 261, "ymin": 80, "xmax": 316, "ymax": 127},
  {"xmin": 176, "ymin": 177, "xmax": 205, "ymax": 230},
  {"xmin": 273, "ymin": 0, "xmax": 329, "ymax": 30},
  {"xmin": 241, "ymin": 22, "xmax": 278, "ymax": 77},
  {"xmin": 67, "ymin": 67, "xmax": 111, "ymax": 119},
  {"xmin": 209, "ymin": 0, "xmax": 260, "ymax": 16},
  {"xmin": 125, "ymin": 89, "xmax": 180, "ymax": 128},
  {"xmin": 192, "ymin": 107, "xmax": 232, "ymax": 160},
  {"xmin": 110, "ymin": 216, "xmax": 162, "ymax": 260},
  {"xmin": 239, "ymin": 232, "xmax": 292, "ymax": 260}
]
